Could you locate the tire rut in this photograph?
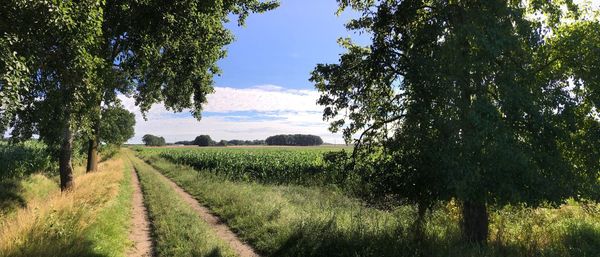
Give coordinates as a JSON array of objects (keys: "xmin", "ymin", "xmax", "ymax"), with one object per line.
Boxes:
[{"xmin": 127, "ymin": 163, "xmax": 154, "ymax": 257}]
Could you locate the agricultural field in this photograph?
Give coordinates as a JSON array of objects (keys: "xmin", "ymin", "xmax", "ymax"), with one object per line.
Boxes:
[
  {"xmin": 133, "ymin": 146, "xmax": 600, "ymax": 257},
  {"xmin": 134, "ymin": 146, "xmax": 351, "ymax": 185}
]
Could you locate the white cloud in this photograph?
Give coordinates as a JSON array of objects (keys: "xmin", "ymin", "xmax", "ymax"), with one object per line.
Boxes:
[
  {"xmin": 203, "ymin": 85, "xmax": 321, "ymax": 113},
  {"xmin": 120, "ymin": 86, "xmax": 345, "ymax": 144}
]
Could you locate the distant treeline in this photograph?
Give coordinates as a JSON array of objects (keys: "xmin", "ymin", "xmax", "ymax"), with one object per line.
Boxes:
[
  {"xmin": 142, "ymin": 134, "xmax": 166, "ymax": 146},
  {"xmin": 265, "ymin": 134, "xmax": 323, "ymax": 146},
  {"xmin": 168, "ymin": 134, "xmax": 324, "ymax": 146},
  {"xmin": 174, "ymin": 135, "xmax": 266, "ymax": 146}
]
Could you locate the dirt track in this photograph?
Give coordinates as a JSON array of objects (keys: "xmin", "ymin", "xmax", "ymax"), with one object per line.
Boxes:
[
  {"xmin": 149, "ymin": 165, "xmax": 260, "ymax": 257},
  {"xmin": 127, "ymin": 167, "xmax": 153, "ymax": 257}
]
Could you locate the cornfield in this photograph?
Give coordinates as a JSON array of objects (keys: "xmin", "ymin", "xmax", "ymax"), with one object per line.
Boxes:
[
  {"xmin": 0, "ymin": 141, "xmax": 56, "ymax": 179},
  {"xmin": 135, "ymin": 147, "xmax": 349, "ymax": 185}
]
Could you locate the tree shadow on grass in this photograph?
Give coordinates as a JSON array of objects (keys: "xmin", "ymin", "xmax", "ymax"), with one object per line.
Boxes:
[
  {"xmin": 2, "ymin": 237, "xmax": 109, "ymax": 257},
  {"xmin": 0, "ymin": 180, "xmax": 26, "ymax": 216},
  {"xmin": 205, "ymin": 247, "xmax": 225, "ymax": 257},
  {"xmin": 267, "ymin": 216, "xmax": 600, "ymax": 257},
  {"xmin": 560, "ymin": 222, "xmax": 600, "ymax": 257},
  {"xmin": 269, "ymin": 218, "xmax": 421, "ymax": 257}
]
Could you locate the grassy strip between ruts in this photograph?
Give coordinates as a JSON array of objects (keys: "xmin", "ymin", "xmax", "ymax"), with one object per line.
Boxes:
[
  {"xmin": 127, "ymin": 151, "xmax": 237, "ymax": 257},
  {"xmin": 138, "ymin": 153, "xmax": 600, "ymax": 257},
  {"xmin": 0, "ymin": 153, "xmax": 133, "ymax": 257}
]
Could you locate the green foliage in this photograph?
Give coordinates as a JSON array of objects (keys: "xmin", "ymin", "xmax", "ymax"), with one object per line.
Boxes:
[
  {"xmin": 0, "ymin": 140, "xmax": 56, "ymax": 179},
  {"xmin": 136, "ymin": 146, "xmax": 348, "ymax": 185},
  {"xmin": 99, "ymin": 144, "xmax": 120, "ymax": 162},
  {"xmin": 193, "ymin": 135, "xmax": 215, "ymax": 146},
  {"xmin": 99, "ymin": 105, "xmax": 136, "ymax": 146},
  {"xmin": 311, "ymin": 0, "xmax": 600, "ymax": 222},
  {"xmin": 141, "ymin": 134, "xmax": 166, "ymax": 147},
  {"xmin": 99, "ymin": 0, "xmax": 279, "ymax": 119},
  {"xmin": 265, "ymin": 134, "xmax": 324, "ymax": 146}
]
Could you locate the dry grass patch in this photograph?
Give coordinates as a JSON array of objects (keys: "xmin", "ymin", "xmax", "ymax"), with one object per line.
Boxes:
[{"xmin": 0, "ymin": 157, "xmax": 127, "ymax": 257}]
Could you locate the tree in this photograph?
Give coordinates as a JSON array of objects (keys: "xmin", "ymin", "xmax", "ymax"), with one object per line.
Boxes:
[
  {"xmin": 86, "ymin": 105, "xmax": 135, "ymax": 172},
  {"xmin": 194, "ymin": 135, "xmax": 215, "ymax": 147},
  {"xmin": 311, "ymin": 0, "xmax": 600, "ymax": 243},
  {"xmin": 265, "ymin": 134, "xmax": 324, "ymax": 146},
  {"xmin": 83, "ymin": 0, "xmax": 279, "ymax": 172},
  {"xmin": 1, "ymin": 1, "xmax": 105, "ymax": 190},
  {"xmin": 142, "ymin": 134, "xmax": 166, "ymax": 147},
  {"xmin": 1, "ymin": 0, "xmax": 278, "ymax": 190}
]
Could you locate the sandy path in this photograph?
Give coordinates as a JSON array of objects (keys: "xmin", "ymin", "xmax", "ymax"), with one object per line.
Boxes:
[
  {"xmin": 151, "ymin": 166, "xmax": 260, "ymax": 257},
  {"xmin": 127, "ymin": 166, "xmax": 153, "ymax": 257}
]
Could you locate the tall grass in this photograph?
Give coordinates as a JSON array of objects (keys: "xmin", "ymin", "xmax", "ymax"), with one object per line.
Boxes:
[
  {"xmin": 139, "ymin": 153, "xmax": 600, "ymax": 257},
  {"xmin": 0, "ymin": 155, "xmax": 132, "ymax": 257}
]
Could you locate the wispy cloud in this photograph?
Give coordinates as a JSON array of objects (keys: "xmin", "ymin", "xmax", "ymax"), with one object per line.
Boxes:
[{"xmin": 120, "ymin": 85, "xmax": 345, "ymax": 144}]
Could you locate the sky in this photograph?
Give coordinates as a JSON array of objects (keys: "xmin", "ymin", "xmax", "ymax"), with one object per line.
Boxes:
[
  {"xmin": 122, "ymin": 0, "xmax": 600, "ymax": 144},
  {"xmin": 125, "ymin": 0, "xmax": 368, "ymax": 144}
]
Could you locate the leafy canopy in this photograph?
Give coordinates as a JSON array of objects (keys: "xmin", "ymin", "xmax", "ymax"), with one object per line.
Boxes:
[
  {"xmin": 311, "ymin": 0, "xmax": 600, "ymax": 208},
  {"xmin": 100, "ymin": 105, "xmax": 136, "ymax": 146},
  {"xmin": 142, "ymin": 134, "xmax": 166, "ymax": 147},
  {"xmin": 0, "ymin": 0, "xmax": 278, "ymax": 146}
]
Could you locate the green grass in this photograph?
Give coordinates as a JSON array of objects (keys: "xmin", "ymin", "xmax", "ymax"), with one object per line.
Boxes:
[
  {"xmin": 138, "ymin": 152, "xmax": 600, "ymax": 257},
  {"xmin": 127, "ymin": 151, "xmax": 237, "ymax": 257},
  {"xmin": 83, "ymin": 153, "xmax": 135, "ymax": 257}
]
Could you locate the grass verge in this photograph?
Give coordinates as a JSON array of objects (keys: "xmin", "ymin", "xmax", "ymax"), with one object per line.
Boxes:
[
  {"xmin": 139, "ymin": 153, "xmax": 600, "ymax": 257},
  {"xmin": 0, "ymin": 154, "xmax": 133, "ymax": 257},
  {"xmin": 127, "ymin": 151, "xmax": 237, "ymax": 257},
  {"xmin": 0, "ymin": 174, "xmax": 59, "ymax": 220}
]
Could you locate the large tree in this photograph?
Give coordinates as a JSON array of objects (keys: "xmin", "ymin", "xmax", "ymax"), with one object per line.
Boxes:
[
  {"xmin": 86, "ymin": 104, "xmax": 135, "ymax": 172},
  {"xmin": 0, "ymin": 0, "xmax": 278, "ymax": 189},
  {"xmin": 142, "ymin": 134, "xmax": 166, "ymax": 147},
  {"xmin": 1, "ymin": 1, "xmax": 105, "ymax": 190},
  {"xmin": 84, "ymin": 0, "xmax": 278, "ymax": 172},
  {"xmin": 312, "ymin": 0, "xmax": 600, "ymax": 243}
]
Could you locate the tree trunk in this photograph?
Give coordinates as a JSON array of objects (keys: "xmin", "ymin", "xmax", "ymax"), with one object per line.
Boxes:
[
  {"xmin": 413, "ymin": 202, "xmax": 428, "ymax": 243},
  {"xmin": 461, "ymin": 200, "xmax": 489, "ymax": 244},
  {"xmin": 86, "ymin": 137, "xmax": 99, "ymax": 173},
  {"xmin": 86, "ymin": 117, "xmax": 100, "ymax": 173},
  {"xmin": 59, "ymin": 117, "xmax": 75, "ymax": 191}
]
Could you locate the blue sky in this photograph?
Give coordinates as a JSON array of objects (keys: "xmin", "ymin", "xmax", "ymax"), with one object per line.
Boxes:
[
  {"xmin": 125, "ymin": 0, "xmax": 368, "ymax": 144},
  {"xmin": 215, "ymin": 0, "xmax": 368, "ymax": 90}
]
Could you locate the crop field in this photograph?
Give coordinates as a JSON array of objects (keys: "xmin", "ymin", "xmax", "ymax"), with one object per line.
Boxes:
[
  {"xmin": 134, "ymin": 146, "xmax": 351, "ymax": 185},
  {"xmin": 0, "ymin": 141, "xmax": 56, "ymax": 180}
]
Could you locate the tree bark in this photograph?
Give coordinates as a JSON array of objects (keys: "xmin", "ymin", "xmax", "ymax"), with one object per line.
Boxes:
[
  {"xmin": 86, "ymin": 99, "xmax": 102, "ymax": 173},
  {"xmin": 86, "ymin": 118, "xmax": 100, "ymax": 173},
  {"xmin": 59, "ymin": 116, "xmax": 75, "ymax": 191},
  {"xmin": 86, "ymin": 137, "xmax": 99, "ymax": 173},
  {"xmin": 461, "ymin": 200, "xmax": 489, "ymax": 244}
]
